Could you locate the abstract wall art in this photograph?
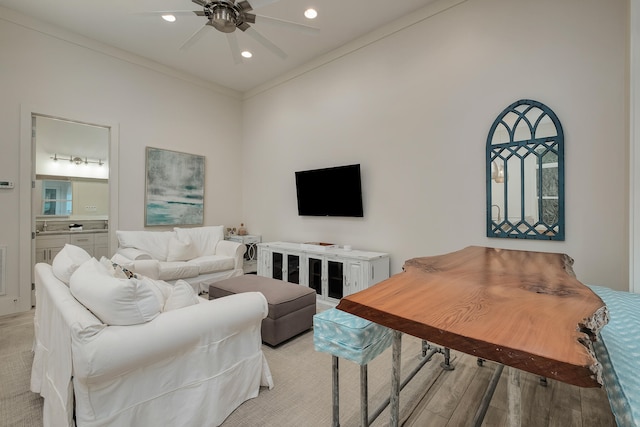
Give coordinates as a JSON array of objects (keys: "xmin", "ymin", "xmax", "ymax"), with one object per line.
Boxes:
[{"xmin": 145, "ymin": 147, "xmax": 205, "ymax": 226}]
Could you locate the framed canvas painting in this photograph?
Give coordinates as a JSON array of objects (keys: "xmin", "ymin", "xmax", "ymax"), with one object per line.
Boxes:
[{"xmin": 145, "ymin": 147, "xmax": 205, "ymax": 226}]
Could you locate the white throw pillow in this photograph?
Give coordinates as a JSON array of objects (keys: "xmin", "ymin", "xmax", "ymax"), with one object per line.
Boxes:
[
  {"xmin": 99, "ymin": 256, "xmax": 137, "ymax": 279},
  {"xmin": 70, "ymin": 258, "xmax": 162, "ymax": 326},
  {"xmin": 139, "ymin": 276, "xmax": 172, "ymax": 308},
  {"xmin": 166, "ymin": 236, "xmax": 199, "ymax": 262},
  {"xmin": 164, "ymin": 280, "xmax": 200, "ymax": 311},
  {"xmin": 51, "ymin": 244, "xmax": 92, "ymax": 285},
  {"xmin": 174, "ymin": 226, "xmax": 224, "ymax": 257}
]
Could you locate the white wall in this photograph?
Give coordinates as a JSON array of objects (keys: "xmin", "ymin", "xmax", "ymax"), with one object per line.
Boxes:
[
  {"xmin": 0, "ymin": 8, "xmax": 244, "ymax": 314},
  {"xmin": 242, "ymin": 0, "xmax": 629, "ymax": 290}
]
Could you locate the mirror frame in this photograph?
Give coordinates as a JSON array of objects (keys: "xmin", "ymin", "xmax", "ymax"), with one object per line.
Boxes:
[{"xmin": 486, "ymin": 99, "xmax": 565, "ymax": 240}]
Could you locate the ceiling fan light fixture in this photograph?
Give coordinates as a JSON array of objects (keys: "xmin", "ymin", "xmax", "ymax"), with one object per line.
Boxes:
[
  {"xmin": 161, "ymin": 14, "xmax": 176, "ymax": 22},
  {"xmin": 210, "ymin": 4, "xmax": 239, "ymax": 33},
  {"xmin": 241, "ymin": 50, "xmax": 252, "ymax": 58},
  {"xmin": 304, "ymin": 8, "xmax": 318, "ymax": 19}
]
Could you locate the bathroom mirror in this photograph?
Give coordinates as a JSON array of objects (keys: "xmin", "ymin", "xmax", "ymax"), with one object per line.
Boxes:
[
  {"xmin": 486, "ymin": 99, "xmax": 565, "ymax": 240},
  {"xmin": 36, "ymin": 178, "xmax": 108, "ymax": 218}
]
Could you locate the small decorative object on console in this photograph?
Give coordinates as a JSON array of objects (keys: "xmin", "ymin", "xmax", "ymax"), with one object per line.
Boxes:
[
  {"xmin": 301, "ymin": 242, "xmax": 337, "ymax": 251},
  {"xmin": 238, "ymin": 223, "xmax": 247, "ymax": 236}
]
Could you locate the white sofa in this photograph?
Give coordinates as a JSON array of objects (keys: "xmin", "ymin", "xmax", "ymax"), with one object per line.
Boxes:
[
  {"xmin": 31, "ymin": 246, "xmax": 274, "ymax": 427},
  {"xmin": 115, "ymin": 225, "xmax": 245, "ymax": 293}
]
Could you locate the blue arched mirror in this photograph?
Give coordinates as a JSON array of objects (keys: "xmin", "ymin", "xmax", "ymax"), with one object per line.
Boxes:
[{"xmin": 486, "ymin": 99, "xmax": 565, "ymax": 240}]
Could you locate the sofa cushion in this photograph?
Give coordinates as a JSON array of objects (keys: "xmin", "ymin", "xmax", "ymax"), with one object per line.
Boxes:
[
  {"xmin": 69, "ymin": 258, "xmax": 162, "ymax": 326},
  {"xmin": 187, "ymin": 255, "xmax": 235, "ymax": 274},
  {"xmin": 166, "ymin": 236, "xmax": 199, "ymax": 262},
  {"xmin": 164, "ymin": 280, "xmax": 200, "ymax": 311},
  {"xmin": 158, "ymin": 261, "xmax": 200, "ymax": 281},
  {"xmin": 52, "ymin": 244, "xmax": 92, "ymax": 285},
  {"xmin": 174, "ymin": 226, "xmax": 224, "ymax": 257},
  {"xmin": 116, "ymin": 230, "xmax": 174, "ymax": 261}
]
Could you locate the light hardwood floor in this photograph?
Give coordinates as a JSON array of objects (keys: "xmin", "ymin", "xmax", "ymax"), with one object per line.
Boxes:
[
  {"xmin": 400, "ymin": 350, "xmax": 616, "ymax": 427},
  {"xmin": 0, "ymin": 309, "xmax": 616, "ymax": 427}
]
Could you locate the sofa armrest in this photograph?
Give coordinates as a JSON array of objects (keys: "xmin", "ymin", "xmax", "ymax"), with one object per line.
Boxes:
[
  {"xmin": 71, "ymin": 291, "xmax": 268, "ymax": 381},
  {"xmin": 116, "ymin": 247, "xmax": 154, "ymax": 261},
  {"xmin": 215, "ymin": 239, "xmax": 246, "ymax": 270}
]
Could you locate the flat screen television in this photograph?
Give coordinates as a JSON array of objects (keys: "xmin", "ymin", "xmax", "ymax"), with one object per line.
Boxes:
[{"xmin": 295, "ymin": 164, "xmax": 364, "ymax": 217}]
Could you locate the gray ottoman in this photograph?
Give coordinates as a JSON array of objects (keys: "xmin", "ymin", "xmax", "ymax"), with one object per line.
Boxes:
[{"xmin": 209, "ymin": 275, "xmax": 316, "ymax": 346}]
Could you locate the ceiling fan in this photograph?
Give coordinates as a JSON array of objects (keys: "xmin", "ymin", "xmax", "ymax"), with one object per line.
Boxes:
[{"xmin": 155, "ymin": 0, "xmax": 319, "ymax": 63}]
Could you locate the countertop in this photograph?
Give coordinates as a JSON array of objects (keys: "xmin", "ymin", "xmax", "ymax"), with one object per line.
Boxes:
[{"xmin": 36, "ymin": 229, "xmax": 108, "ymax": 236}]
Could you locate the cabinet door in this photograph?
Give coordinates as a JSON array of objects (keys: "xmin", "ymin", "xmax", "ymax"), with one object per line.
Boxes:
[
  {"xmin": 307, "ymin": 256, "xmax": 323, "ymax": 296},
  {"xmin": 49, "ymin": 246, "xmax": 65, "ymax": 262},
  {"xmin": 287, "ymin": 254, "xmax": 300, "ymax": 284},
  {"xmin": 257, "ymin": 247, "xmax": 270, "ymax": 277},
  {"xmin": 272, "ymin": 251, "xmax": 284, "ymax": 280},
  {"xmin": 345, "ymin": 261, "xmax": 364, "ymax": 296},
  {"xmin": 327, "ymin": 260, "xmax": 344, "ymax": 300},
  {"xmin": 35, "ymin": 248, "xmax": 49, "ymax": 264},
  {"xmin": 94, "ymin": 234, "xmax": 109, "ymax": 259},
  {"xmin": 35, "ymin": 235, "xmax": 69, "ymax": 264}
]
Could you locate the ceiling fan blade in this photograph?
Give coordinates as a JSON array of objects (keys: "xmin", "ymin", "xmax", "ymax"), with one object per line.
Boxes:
[
  {"xmin": 192, "ymin": 0, "xmax": 208, "ymax": 6},
  {"xmin": 244, "ymin": 27, "xmax": 287, "ymax": 59},
  {"xmin": 132, "ymin": 10, "xmax": 200, "ymax": 17},
  {"xmin": 179, "ymin": 23, "xmax": 212, "ymax": 51},
  {"xmin": 254, "ymin": 15, "xmax": 320, "ymax": 35},
  {"xmin": 245, "ymin": 0, "xmax": 281, "ymax": 10},
  {"xmin": 226, "ymin": 33, "xmax": 243, "ymax": 65}
]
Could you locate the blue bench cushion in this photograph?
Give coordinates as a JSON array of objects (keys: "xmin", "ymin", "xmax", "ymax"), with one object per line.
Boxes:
[
  {"xmin": 313, "ymin": 308, "xmax": 393, "ymax": 365},
  {"xmin": 589, "ymin": 285, "xmax": 640, "ymax": 427}
]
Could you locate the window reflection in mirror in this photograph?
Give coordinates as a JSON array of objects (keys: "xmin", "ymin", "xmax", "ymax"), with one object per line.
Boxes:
[
  {"xmin": 486, "ymin": 99, "xmax": 565, "ymax": 240},
  {"xmin": 42, "ymin": 180, "xmax": 72, "ymax": 216}
]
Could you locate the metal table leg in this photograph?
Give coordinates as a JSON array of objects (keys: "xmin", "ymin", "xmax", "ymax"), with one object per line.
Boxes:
[
  {"xmin": 360, "ymin": 364, "xmax": 368, "ymax": 427},
  {"xmin": 390, "ymin": 331, "xmax": 402, "ymax": 427},
  {"xmin": 332, "ymin": 356, "xmax": 340, "ymax": 427},
  {"xmin": 507, "ymin": 367, "xmax": 522, "ymax": 427}
]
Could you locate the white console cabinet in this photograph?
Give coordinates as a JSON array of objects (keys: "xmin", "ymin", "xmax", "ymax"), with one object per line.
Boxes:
[{"xmin": 257, "ymin": 242, "xmax": 390, "ymax": 304}]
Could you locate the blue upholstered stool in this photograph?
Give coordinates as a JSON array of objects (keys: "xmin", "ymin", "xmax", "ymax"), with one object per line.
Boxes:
[{"xmin": 314, "ymin": 308, "xmax": 393, "ymax": 427}]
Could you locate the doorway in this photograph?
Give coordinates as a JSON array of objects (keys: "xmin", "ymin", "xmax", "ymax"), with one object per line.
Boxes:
[{"xmin": 7, "ymin": 106, "xmax": 120, "ymax": 317}]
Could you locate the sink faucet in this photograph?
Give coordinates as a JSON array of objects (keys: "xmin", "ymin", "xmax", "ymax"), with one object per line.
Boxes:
[{"xmin": 491, "ymin": 204, "xmax": 501, "ymax": 222}]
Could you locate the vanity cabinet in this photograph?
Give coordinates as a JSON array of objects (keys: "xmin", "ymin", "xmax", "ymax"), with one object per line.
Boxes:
[
  {"xmin": 94, "ymin": 233, "xmax": 109, "ymax": 259},
  {"xmin": 70, "ymin": 233, "xmax": 95, "ymax": 257},
  {"xmin": 35, "ymin": 231, "xmax": 109, "ymax": 264},
  {"xmin": 257, "ymin": 242, "xmax": 389, "ymax": 304},
  {"xmin": 35, "ymin": 235, "xmax": 69, "ymax": 264}
]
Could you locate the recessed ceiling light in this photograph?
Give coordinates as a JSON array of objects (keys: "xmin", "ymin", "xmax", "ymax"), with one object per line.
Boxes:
[
  {"xmin": 162, "ymin": 14, "xmax": 176, "ymax": 22},
  {"xmin": 241, "ymin": 51, "xmax": 253, "ymax": 58},
  {"xmin": 304, "ymin": 8, "xmax": 317, "ymax": 19}
]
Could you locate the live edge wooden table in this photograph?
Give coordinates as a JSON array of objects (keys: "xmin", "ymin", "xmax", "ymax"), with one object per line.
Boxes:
[{"xmin": 336, "ymin": 246, "xmax": 609, "ymax": 426}]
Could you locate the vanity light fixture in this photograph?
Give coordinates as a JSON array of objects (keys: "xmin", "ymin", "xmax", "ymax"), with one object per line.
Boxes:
[
  {"xmin": 51, "ymin": 154, "xmax": 104, "ymax": 166},
  {"xmin": 161, "ymin": 14, "xmax": 176, "ymax": 22},
  {"xmin": 241, "ymin": 50, "xmax": 252, "ymax": 58},
  {"xmin": 304, "ymin": 8, "xmax": 318, "ymax": 19}
]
